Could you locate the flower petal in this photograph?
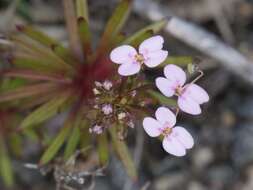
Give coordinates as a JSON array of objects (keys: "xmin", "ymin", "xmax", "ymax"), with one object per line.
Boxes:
[
  {"xmin": 144, "ymin": 50, "xmax": 168, "ymax": 68},
  {"xmin": 155, "ymin": 77, "xmax": 176, "ymax": 97},
  {"xmin": 183, "ymin": 84, "xmax": 209, "ymax": 104},
  {"xmin": 164, "ymin": 64, "xmax": 186, "ymax": 86},
  {"xmin": 110, "ymin": 45, "xmax": 137, "ymax": 64},
  {"xmin": 143, "ymin": 117, "xmax": 162, "ymax": 137},
  {"xmin": 118, "ymin": 62, "xmax": 141, "ymax": 76},
  {"xmin": 172, "ymin": 127, "xmax": 194, "ymax": 149},
  {"xmin": 139, "ymin": 35, "xmax": 164, "ymax": 54},
  {"xmin": 162, "ymin": 136, "xmax": 186, "ymax": 156},
  {"xmin": 178, "ymin": 96, "xmax": 201, "ymax": 115},
  {"xmin": 155, "ymin": 107, "xmax": 176, "ymax": 127}
]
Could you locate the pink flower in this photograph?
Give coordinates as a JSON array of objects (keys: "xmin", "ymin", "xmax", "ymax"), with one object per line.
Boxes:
[
  {"xmin": 102, "ymin": 104, "xmax": 113, "ymax": 115},
  {"xmin": 143, "ymin": 107, "xmax": 194, "ymax": 156},
  {"xmin": 103, "ymin": 80, "xmax": 113, "ymax": 90},
  {"xmin": 89, "ymin": 125, "xmax": 103, "ymax": 134},
  {"xmin": 155, "ymin": 64, "xmax": 209, "ymax": 115},
  {"xmin": 110, "ymin": 36, "xmax": 168, "ymax": 76}
]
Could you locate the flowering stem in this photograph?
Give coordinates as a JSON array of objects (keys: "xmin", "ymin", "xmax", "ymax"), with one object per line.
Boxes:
[
  {"xmin": 175, "ymin": 108, "xmax": 180, "ymax": 116},
  {"xmin": 190, "ymin": 70, "xmax": 204, "ymax": 84},
  {"xmin": 2, "ymin": 69, "xmax": 72, "ymax": 84}
]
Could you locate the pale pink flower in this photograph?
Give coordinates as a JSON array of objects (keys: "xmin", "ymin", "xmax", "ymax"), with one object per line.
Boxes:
[
  {"xmin": 143, "ymin": 107, "xmax": 194, "ymax": 156},
  {"xmin": 155, "ymin": 64, "xmax": 209, "ymax": 115},
  {"xmin": 127, "ymin": 121, "xmax": 135, "ymax": 128},
  {"xmin": 103, "ymin": 80, "xmax": 113, "ymax": 91},
  {"xmin": 94, "ymin": 81, "xmax": 103, "ymax": 87},
  {"xmin": 110, "ymin": 35, "xmax": 168, "ymax": 76},
  {"xmin": 102, "ymin": 104, "xmax": 113, "ymax": 115},
  {"xmin": 89, "ymin": 125, "xmax": 103, "ymax": 134}
]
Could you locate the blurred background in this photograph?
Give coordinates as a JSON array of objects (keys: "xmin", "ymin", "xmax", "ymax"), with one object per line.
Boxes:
[{"xmin": 1, "ymin": 0, "xmax": 253, "ymax": 190}]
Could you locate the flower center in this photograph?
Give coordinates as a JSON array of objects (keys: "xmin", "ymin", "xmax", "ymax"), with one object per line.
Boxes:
[
  {"xmin": 162, "ymin": 122, "xmax": 173, "ymax": 136},
  {"xmin": 175, "ymin": 85, "xmax": 183, "ymax": 96},
  {"xmin": 134, "ymin": 54, "xmax": 145, "ymax": 64}
]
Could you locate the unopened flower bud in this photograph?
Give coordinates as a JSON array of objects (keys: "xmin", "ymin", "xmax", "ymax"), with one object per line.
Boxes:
[
  {"xmin": 127, "ymin": 121, "xmax": 134, "ymax": 128},
  {"xmin": 93, "ymin": 104, "xmax": 99, "ymax": 109},
  {"xmin": 89, "ymin": 124, "xmax": 103, "ymax": 134},
  {"xmin": 95, "ymin": 81, "xmax": 103, "ymax": 87},
  {"xmin": 103, "ymin": 80, "xmax": 113, "ymax": 90},
  {"xmin": 93, "ymin": 88, "xmax": 100, "ymax": 95},
  {"xmin": 131, "ymin": 90, "xmax": 137, "ymax": 97},
  {"xmin": 118, "ymin": 112, "xmax": 126, "ymax": 120},
  {"xmin": 102, "ymin": 104, "xmax": 113, "ymax": 115}
]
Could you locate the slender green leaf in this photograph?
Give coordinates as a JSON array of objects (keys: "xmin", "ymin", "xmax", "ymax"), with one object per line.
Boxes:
[
  {"xmin": 40, "ymin": 123, "xmax": 72, "ymax": 165},
  {"xmin": 2, "ymin": 69, "xmax": 71, "ymax": 83},
  {"xmin": 0, "ymin": 78, "xmax": 26, "ymax": 92},
  {"xmin": 23, "ymin": 129, "xmax": 40, "ymax": 141},
  {"xmin": 12, "ymin": 36, "xmax": 74, "ymax": 71},
  {"xmin": 19, "ymin": 93, "xmax": 69, "ymax": 130},
  {"xmin": 76, "ymin": 0, "xmax": 89, "ymax": 21},
  {"xmin": 111, "ymin": 33, "xmax": 126, "ymax": 47},
  {"xmin": 109, "ymin": 126, "xmax": 137, "ymax": 180},
  {"xmin": 15, "ymin": 25, "xmax": 78, "ymax": 66},
  {"xmin": 148, "ymin": 90, "xmax": 177, "ymax": 107},
  {"xmin": 123, "ymin": 19, "xmax": 167, "ymax": 46},
  {"xmin": 97, "ymin": 133, "xmax": 109, "ymax": 166},
  {"xmin": 9, "ymin": 133, "xmax": 22, "ymax": 156},
  {"xmin": 159, "ymin": 56, "xmax": 193, "ymax": 68},
  {"xmin": 78, "ymin": 17, "xmax": 92, "ymax": 57},
  {"xmin": 80, "ymin": 120, "xmax": 91, "ymax": 149},
  {"xmin": 51, "ymin": 44, "xmax": 78, "ymax": 66},
  {"xmin": 0, "ymin": 140, "xmax": 14, "ymax": 187},
  {"xmin": 0, "ymin": 83, "xmax": 58, "ymax": 103},
  {"xmin": 97, "ymin": 0, "xmax": 132, "ymax": 54},
  {"xmin": 17, "ymin": 0, "xmax": 32, "ymax": 21},
  {"xmin": 16, "ymin": 25, "xmax": 60, "ymax": 47},
  {"xmin": 64, "ymin": 121, "xmax": 81, "ymax": 160},
  {"xmin": 63, "ymin": 0, "xmax": 83, "ymax": 62},
  {"xmin": 12, "ymin": 56, "xmax": 64, "ymax": 73}
]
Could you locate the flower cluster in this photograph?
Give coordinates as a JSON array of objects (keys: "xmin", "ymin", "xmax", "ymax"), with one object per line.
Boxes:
[
  {"xmin": 88, "ymin": 79, "xmax": 136, "ymax": 137},
  {"xmin": 110, "ymin": 35, "xmax": 209, "ymax": 156}
]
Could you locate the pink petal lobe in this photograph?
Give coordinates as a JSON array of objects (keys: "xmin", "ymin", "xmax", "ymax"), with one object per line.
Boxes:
[
  {"xmin": 164, "ymin": 64, "xmax": 186, "ymax": 86},
  {"xmin": 162, "ymin": 136, "xmax": 186, "ymax": 156},
  {"xmin": 139, "ymin": 35, "xmax": 164, "ymax": 54},
  {"xmin": 110, "ymin": 45, "xmax": 137, "ymax": 64},
  {"xmin": 144, "ymin": 50, "xmax": 168, "ymax": 68},
  {"xmin": 118, "ymin": 62, "xmax": 141, "ymax": 76},
  {"xmin": 143, "ymin": 117, "xmax": 162, "ymax": 137},
  {"xmin": 184, "ymin": 84, "xmax": 209, "ymax": 104},
  {"xmin": 172, "ymin": 127, "xmax": 194, "ymax": 149},
  {"xmin": 178, "ymin": 96, "xmax": 201, "ymax": 115},
  {"xmin": 155, "ymin": 107, "xmax": 176, "ymax": 127},
  {"xmin": 155, "ymin": 77, "xmax": 176, "ymax": 97}
]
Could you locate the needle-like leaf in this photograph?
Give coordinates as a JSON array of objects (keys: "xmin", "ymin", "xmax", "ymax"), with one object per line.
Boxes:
[
  {"xmin": 19, "ymin": 92, "xmax": 70, "ymax": 130},
  {"xmin": 63, "ymin": 115, "xmax": 82, "ymax": 160},
  {"xmin": 40, "ymin": 120, "xmax": 72, "ymax": 165},
  {"xmin": 109, "ymin": 126, "xmax": 137, "ymax": 181},
  {"xmin": 148, "ymin": 90, "xmax": 177, "ymax": 107},
  {"xmin": 0, "ymin": 139, "xmax": 14, "ymax": 187},
  {"xmin": 63, "ymin": 0, "xmax": 84, "ymax": 62},
  {"xmin": 97, "ymin": 0, "xmax": 133, "ymax": 55},
  {"xmin": 123, "ymin": 19, "xmax": 167, "ymax": 47},
  {"xmin": 97, "ymin": 133, "xmax": 109, "ymax": 166},
  {"xmin": 15, "ymin": 26, "xmax": 76, "ymax": 66},
  {"xmin": 0, "ymin": 83, "xmax": 59, "ymax": 103}
]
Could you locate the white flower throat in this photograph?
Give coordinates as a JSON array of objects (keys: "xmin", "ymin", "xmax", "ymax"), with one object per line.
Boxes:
[
  {"xmin": 134, "ymin": 54, "xmax": 145, "ymax": 64},
  {"xmin": 162, "ymin": 122, "xmax": 173, "ymax": 136}
]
